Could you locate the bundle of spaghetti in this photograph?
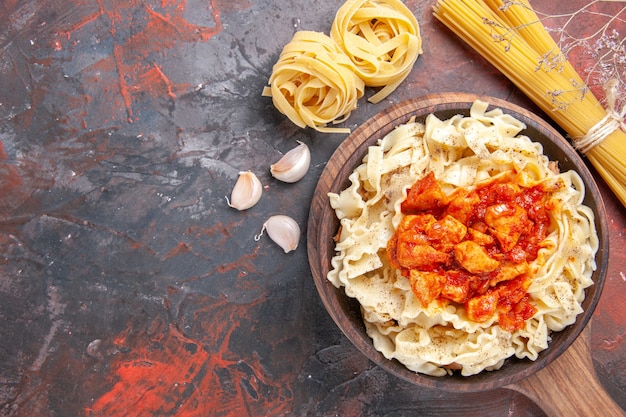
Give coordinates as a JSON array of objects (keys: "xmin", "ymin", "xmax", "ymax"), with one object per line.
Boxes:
[
  {"xmin": 331, "ymin": 0, "xmax": 423, "ymax": 104},
  {"xmin": 262, "ymin": 31, "xmax": 365, "ymax": 133},
  {"xmin": 433, "ymin": 0, "xmax": 626, "ymax": 207}
]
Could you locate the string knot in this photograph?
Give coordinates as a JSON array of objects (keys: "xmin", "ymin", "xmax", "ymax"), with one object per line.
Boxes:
[{"xmin": 573, "ymin": 78, "xmax": 626, "ymax": 154}]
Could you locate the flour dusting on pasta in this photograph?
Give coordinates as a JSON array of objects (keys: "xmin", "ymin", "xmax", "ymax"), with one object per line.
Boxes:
[{"xmin": 327, "ymin": 100, "xmax": 598, "ymax": 376}]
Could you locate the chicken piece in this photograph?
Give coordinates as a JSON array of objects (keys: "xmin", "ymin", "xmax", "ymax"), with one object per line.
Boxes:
[
  {"xmin": 401, "ymin": 172, "xmax": 449, "ymax": 212},
  {"xmin": 490, "ymin": 260, "xmax": 529, "ymax": 287},
  {"xmin": 466, "ymin": 290, "xmax": 498, "ymax": 322},
  {"xmin": 387, "ymin": 214, "xmax": 436, "ymax": 269},
  {"xmin": 396, "ymin": 241, "xmax": 450, "ymax": 270},
  {"xmin": 469, "ymin": 275, "xmax": 491, "ymax": 297},
  {"xmin": 444, "ymin": 189, "xmax": 480, "ymax": 225},
  {"xmin": 386, "ymin": 234, "xmax": 401, "ymax": 270},
  {"xmin": 467, "ymin": 227, "xmax": 494, "ymax": 246},
  {"xmin": 497, "ymin": 273, "xmax": 533, "ymax": 302},
  {"xmin": 490, "ymin": 181, "xmax": 520, "ymax": 202},
  {"xmin": 454, "ymin": 240, "xmax": 500, "ymax": 274},
  {"xmin": 470, "ymin": 221, "xmax": 488, "ymax": 233},
  {"xmin": 426, "ymin": 215, "xmax": 467, "ymax": 252},
  {"xmin": 484, "ymin": 203, "xmax": 531, "ymax": 253},
  {"xmin": 397, "ymin": 214, "xmax": 437, "ymax": 237},
  {"xmin": 507, "ymin": 245, "xmax": 528, "ymax": 263},
  {"xmin": 388, "ymin": 214, "xmax": 450, "ymax": 270},
  {"xmin": 440, "ymin": 270, "xmax": 471, "ymax": 303},
  {"xmin": 409, "ymin": 269, "xmax": 446, "ymax": 306}
]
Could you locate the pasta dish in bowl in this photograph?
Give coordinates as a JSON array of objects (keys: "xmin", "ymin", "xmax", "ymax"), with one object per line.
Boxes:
[{"xmin": 307, "ymin": 93, "xmax": 609, "ymax": 391}]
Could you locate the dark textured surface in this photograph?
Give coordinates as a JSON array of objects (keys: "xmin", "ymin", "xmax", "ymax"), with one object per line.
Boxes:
[{"xmin": 0, "ymin": 0, "xmax": 624, "ymax": 416}]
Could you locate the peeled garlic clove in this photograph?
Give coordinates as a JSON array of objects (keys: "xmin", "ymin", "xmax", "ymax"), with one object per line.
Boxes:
[
  {"xmin": 270, "ymin": 141, "xmax": 311, "ymax": 183},
  {"xmin": 227, "ymin": 171, "xmax": 263, "ymax": 210},
  {"xmin": 255, "ymin": 215, "xmax": 300, "ymax": 253}
]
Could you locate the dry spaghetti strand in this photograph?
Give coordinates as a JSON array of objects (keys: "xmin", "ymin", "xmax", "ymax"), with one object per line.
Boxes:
[{"xmin": 433, "ymin": 0, "xmax": 626, "ymax": 207}]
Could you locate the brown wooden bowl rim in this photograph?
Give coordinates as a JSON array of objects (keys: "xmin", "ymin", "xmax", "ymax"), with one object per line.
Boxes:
[{"xmin": 307, "ymin": 92, "xmax": 609, "ymax": 392}]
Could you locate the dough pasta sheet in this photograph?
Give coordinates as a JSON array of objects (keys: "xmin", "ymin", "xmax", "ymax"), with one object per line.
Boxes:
[{"xmin": 327, "ymin": 101, "xmax": 598, "ymax": 376}]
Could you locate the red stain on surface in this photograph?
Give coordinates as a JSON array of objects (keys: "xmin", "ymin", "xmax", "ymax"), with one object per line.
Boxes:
[
  {"xmin": 99, "ymin": 0, "xmax": 222, "ymax": 121},
  {"xmin": 592, "ymin": 213, "xmax": 626, "ymax": 326},
  {"xmin": 590, "ymin": 196, "xmax": 626, "ymax": 357},
  {"xmin": 86, "ymin": 296, "xmax": 292, "ymax": 417},
  {"xmin": 163, "ymin": 241, "xmax": 192, "ymax": 260},
  {"xmin": 143, "ymin": 64, "xmax": 180, "ymax": 101},
  {"xmin": 0, "ymin": 142, "xmax": 24, "ymax": 218},
  {"xmin": 0, "ymin": 141, "xmax": 22, "ymax": 196},
  {"xmin": 186, "ymin": 221, "xmax": 240, "ymax": 248},
  {"xmin": 216, "ymin": 249, "xmax": 259, "ymax": 276},
  {"xmin": 50, "ymin": 0, "xmax": 224, "ymax": 127}
]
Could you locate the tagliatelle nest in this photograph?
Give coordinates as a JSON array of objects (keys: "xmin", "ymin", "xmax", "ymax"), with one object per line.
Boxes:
[
  {"xmin": 262, "ymin": 31, "xmax": 364, "ymax": 134},
  {"xmin": 331, "ymin": 0, "xmax": 423, "ymax": 103},
  {"xmin": 264, "ymin": 0, "xmax": 423, "ymax": 132}
]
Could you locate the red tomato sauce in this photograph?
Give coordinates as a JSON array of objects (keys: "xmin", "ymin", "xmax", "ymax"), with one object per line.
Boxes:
[{"xmin": 387, "ymin": 171, "xmax": 556, "ymax": 332}]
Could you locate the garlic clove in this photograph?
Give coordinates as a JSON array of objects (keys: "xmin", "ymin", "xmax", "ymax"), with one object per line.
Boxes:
[
  {"xmin": 255, "ymin": 215, "xmax": 300, "ymax": 253},
  {"xmin": 270, "ymin": 141, "xmax": 311, "ymax": 183},
  {"xmin": 227, "ymin": 171, "xmax": 263, "ymax": 210}
]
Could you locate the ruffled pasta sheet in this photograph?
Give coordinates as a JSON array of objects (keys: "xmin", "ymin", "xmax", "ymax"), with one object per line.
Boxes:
[
  {"xmin": 331, "ymin": 0, "xmax": 422, "ymax": 103},
  {"xmin": 327, "ymin": 100, "xmax": 598, "ymax": 376},
  {"xmin": 263, "ymin": 31, "xmax": 364, "ymax": 133}
]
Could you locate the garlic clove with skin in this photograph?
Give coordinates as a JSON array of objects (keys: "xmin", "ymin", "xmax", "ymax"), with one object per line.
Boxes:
[
  {"xmin": 227, "ymin": 171, "xmax": 263, "ymax": 210},
  {"xmin": 270, "ymin": 141, "xmax": 311, "ymax": 183},
  {"xmin": 255, "ymin": 215, "xmax": 300, "ymax": 253}
]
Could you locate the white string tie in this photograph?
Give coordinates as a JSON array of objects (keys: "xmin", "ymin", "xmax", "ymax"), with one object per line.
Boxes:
[{"xmin": 573, "ymin": 78, "xmax": 626, "ymax": 154}]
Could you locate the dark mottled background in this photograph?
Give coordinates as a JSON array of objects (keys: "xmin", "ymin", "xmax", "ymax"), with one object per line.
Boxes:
[{"xmin": 1, "ymin": 0, "xmax": 625, "ymax": 416}]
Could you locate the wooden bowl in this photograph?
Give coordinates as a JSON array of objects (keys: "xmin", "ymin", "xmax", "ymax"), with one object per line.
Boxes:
[{"xmin": 307, "ymin": 93, "xmax": 609, "ymax": 392}]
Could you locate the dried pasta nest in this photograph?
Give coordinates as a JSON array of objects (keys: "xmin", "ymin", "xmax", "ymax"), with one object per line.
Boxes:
[
  {"xmin": 264, "ymin": 0, "xmax": 423, "ymax": 132},
  {"xmin": 331, "ymin": 0, "xmax": 423, "ymax": 103},
  {"xmin": 263, "ymin": 31, "xmax": 365, "ymax": 134}
]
